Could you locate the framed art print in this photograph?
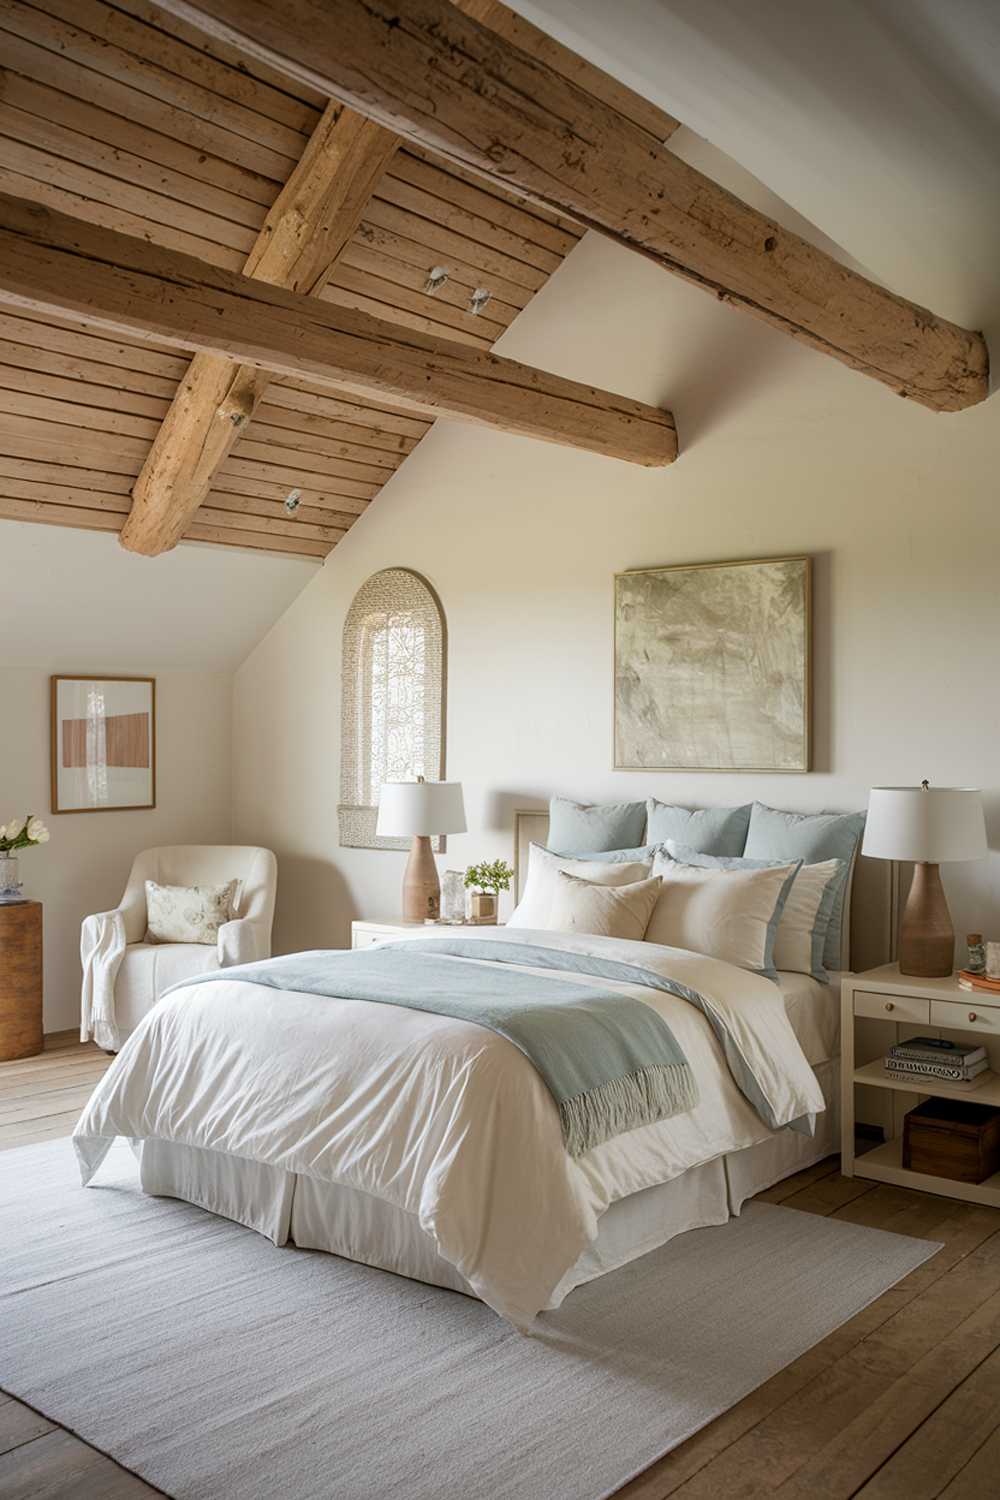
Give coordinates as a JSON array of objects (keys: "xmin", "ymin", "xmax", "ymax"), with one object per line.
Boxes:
[
  {"xmin": 51, "ymin": 675, "xmax": 156, "ymax": 813},
  {"xmin": 614, "ymin": 556, "xmax": 811, "ymax": 772}
]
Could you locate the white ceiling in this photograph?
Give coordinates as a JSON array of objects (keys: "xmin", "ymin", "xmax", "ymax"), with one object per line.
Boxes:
[
  {"xmin": 509, "ymin": 0, "xmax": 1000, "ymax": 340},
  {"xmin": 0, "ymin": 523, "xmax": 319, "ymax": 671}
]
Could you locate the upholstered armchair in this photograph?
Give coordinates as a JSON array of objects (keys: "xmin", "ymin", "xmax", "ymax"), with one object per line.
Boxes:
[{"xmin": 81, "ymin": 845, "xmax": 277, "ymax": 1051}]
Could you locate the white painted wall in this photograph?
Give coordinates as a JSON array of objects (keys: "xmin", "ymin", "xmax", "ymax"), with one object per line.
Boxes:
[
  {"xmin": 0, "ymin": 525, "xmax": 318, "ymax": 1031},
  {"xmin": 2, "ymin": 667, "xmax": 232, "ymax": 1031},
  {"xmin": 231, "ymin": 149, "xmax": 1000, "ymax": 960}
]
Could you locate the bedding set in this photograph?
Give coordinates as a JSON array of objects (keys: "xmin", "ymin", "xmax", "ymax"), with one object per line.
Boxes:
[{"xmin": 74, "ymin": 797, "xmax": 865, "ymax": 1329}]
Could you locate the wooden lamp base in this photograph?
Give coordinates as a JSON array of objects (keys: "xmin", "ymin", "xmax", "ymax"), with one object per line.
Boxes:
[
  {"xmin": 402, "ymin": 835, "xmax": 440, "ymax": 921},
  {"xmin": 898, "ymin": 862, "xmax": 955, "ymax": 978}
]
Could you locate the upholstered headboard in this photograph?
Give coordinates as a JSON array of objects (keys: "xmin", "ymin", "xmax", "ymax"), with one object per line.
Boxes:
[{"xmin": 513, "ymin": 808, "xmax": 898, "ymax": 974}]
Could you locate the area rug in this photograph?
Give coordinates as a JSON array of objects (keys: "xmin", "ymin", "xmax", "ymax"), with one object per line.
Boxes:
[{"xmin": 1, "ymin": 1139, "xmax": 938, "ymax": 1500}]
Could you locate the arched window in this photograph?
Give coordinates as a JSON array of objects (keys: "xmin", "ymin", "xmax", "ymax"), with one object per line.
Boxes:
[{"xmin": 339, "ymin": 568, "xmax": 447, "ymax": 850}]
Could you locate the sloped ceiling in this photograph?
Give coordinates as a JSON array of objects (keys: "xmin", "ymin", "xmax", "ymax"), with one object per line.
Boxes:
[
  {"xmin": 509, "ymin": 0, "xmax": 1000, "ymax": 336},
  {"xmin": 0, "ymin": 522, "xmax": 318, "ymax": 670}
]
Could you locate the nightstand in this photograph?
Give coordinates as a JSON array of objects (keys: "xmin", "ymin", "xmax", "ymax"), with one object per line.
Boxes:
[
  {"xmin": 351, "ymin": 918, "xmax": 431, "ymax": 949},
  {"xmin": 842, "ymin": 964, "xmax": 1000, "ymax": 1208},
  {"xmin": 351, "ymin": 918, "xmax": 503, "ymax": 948}
]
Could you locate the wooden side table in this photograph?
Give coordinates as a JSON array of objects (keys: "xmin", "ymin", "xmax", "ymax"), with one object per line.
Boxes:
[{"xmin": 0, "ymin": 900, "xmax": 43, "ymax": 1062}]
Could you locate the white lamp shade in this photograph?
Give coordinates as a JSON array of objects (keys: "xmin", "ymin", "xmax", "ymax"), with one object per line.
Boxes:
[
  {"xmin": 862, "ymin": 786, "xmax": 987, "ymax": 863},
  {"xmin": 375, "ymin": 780, "xmax": 466, "ymax": 837}
]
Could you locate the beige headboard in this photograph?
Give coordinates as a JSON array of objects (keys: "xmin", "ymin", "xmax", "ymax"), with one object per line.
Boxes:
[{"xmin": 513, "ymin": 808, "xmax": 898, "ymax": 974}]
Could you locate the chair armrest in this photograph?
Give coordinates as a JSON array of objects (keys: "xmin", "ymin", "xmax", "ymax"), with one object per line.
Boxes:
[{"xmin": 218, "ymin": 917, "xmax": 268, "ymax": 968}]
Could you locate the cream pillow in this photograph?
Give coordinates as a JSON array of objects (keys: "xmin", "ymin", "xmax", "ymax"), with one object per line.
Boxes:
[
  {"xmin": 547, "ymin": 871, "xmax": 662, "ymax": 940},
  {"xmin": 145, "ymin": 879, "xmax": 238, "ymax": 945},
  {"xmin": 645, "ymin": 854, "xmax": 799, "ymax": 977},
  {"xmin": 665, "ymin": 840, "xmax": 844, "ymax": 980},
  {"xmin": 508, "ymin": 843, "xmax": 652, "ymax": 929}
]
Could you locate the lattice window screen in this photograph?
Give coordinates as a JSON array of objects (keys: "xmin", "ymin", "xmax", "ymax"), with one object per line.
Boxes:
[{"xmin": 339, "ymin": 568, "xmax": 446, "ymax": 850}]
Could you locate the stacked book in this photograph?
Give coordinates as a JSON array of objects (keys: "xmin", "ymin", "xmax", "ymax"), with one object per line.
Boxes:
[
  {"xmin": 958, "ymin": 969, "xmax": 1000, "ymax": 995},
  {"xmin": 885, "ymin": 1035, "xmax": 989, "ymax": 1085}
]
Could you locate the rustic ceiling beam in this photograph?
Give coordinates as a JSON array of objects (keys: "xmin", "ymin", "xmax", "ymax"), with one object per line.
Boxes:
[
  {"xmin": 121, "ymin": 101, "xmax": 399, "ymax": 556},
  {"xmin": 0, "ymin": 195, "xmax": 677, "ymax": 468},
  {"xmin": 153, "ymin": 0, "xmax": 989, "ymax": 413},
  {"xmin": 450, "ymin": 0, "xmax": 681, "ymax": 146}
]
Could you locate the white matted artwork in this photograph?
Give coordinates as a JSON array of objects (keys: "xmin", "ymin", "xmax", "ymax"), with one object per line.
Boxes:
[
  {"xmin": 51, "ymin": 675, "xmax": 156, "ymax": 813},
  {"xmin": 614, "ymin": 556, "xmax": 811, "ymax": 772}
]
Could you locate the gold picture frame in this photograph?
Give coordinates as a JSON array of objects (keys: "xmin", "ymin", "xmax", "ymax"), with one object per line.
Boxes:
[
  {"xmin": 613, "ymin": 555, "xmax": 811, "ymax": 773},
  {"xmin": 50, "ymin": 675, "xmax": 157, "ymax": 814}
]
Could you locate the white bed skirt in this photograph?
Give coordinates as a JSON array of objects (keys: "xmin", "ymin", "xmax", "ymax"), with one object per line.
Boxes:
[{"xmin": 139, "ymin": 1061, "xmax": 839, "ymax": 1310}]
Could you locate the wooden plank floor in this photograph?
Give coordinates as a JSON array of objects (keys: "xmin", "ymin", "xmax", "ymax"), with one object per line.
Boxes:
[{"xmin": 2, "ymin": 1041, "xmax": 1000, "ymax": 1499}]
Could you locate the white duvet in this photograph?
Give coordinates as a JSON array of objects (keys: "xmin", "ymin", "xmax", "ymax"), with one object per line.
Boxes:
[{"xmin": 74, "ymin": 929, "xmax": 825, "ymax": 1326}]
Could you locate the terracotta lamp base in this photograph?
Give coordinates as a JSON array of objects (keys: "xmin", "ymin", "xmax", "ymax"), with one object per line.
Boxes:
[
  {"xmin": 402, "ymin": 835, "xmax": 440, "ymax": 922},
  {"xmin": 898, "ymin": 862, "xmax": 954, "ymax": 978}
]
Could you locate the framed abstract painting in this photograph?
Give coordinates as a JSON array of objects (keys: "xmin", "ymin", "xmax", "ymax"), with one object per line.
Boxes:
[
  {"xmin": 614, "ymin": 556, "xmax": 811, "ymax": 772},
  {"xmin": 50, "ymin": 675, "xmax": 156, "ymax": 813}
]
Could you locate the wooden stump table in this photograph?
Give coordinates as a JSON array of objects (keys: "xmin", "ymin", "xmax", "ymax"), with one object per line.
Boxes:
[{"xmin": 0, "ymin": 900, "xmax": 43, "ymax": 1062}]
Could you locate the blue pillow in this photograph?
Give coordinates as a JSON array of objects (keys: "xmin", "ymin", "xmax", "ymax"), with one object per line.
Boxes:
[
  {"xmin": 548, "ymin": 797, "xmax": 646, "ymax": 854},
  {"xmin": 548, "ymin": 844, "xmax": 660, "ymax": 863},
  {"xmin": 646, "ymin": 800, "xmax": 751, "ymax": 855},
  {"xmin": 665, "ymin": 840, "xmax": 844, "ymax": 981},
  {"xmin": 743, "ymin": 803, "xmax": 865, "ymax": 970}
]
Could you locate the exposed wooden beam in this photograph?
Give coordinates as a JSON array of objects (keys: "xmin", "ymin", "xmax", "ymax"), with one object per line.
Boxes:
[
  {"xmin": 450, "ymin": 0, "xmax": 681, "ymax": 146},
  {"xmin": 155, "ymin": 0, "xmax": 989, "ymax": 413},
  {"xmin": 121, "ymin": 101, "xmax": 399, "ymax": 555},
  {"xmin": 0, "ymin": 195, "xmax": 677, "ymax": 468}
]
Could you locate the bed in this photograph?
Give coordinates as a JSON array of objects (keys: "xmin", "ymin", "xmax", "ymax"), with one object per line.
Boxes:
[{"xmin": 73, "ymin": 811, "xmax": 897, "ymax": 1328}]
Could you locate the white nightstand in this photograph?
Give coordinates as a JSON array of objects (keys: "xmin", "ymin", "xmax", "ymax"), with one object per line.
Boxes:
[
  {"xmin": 842, "ymin": 963, "xmax": 1000, "ymax": 1208},
  {"xmin": 351, "ymin": 918, "xmax": 432, "ymax": 949},
  {"xmin": 351, "ymin": 918, "xmax": 503, "ymax": 949}
]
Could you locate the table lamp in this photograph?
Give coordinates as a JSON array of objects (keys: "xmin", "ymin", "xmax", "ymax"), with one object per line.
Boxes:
[
  {"xmin": 376, "ymin": 777, "xmax": 467, "ymax": 921},
  {"xmin": 862, "ymin": 783, "xmax": 987, "ymax": 977}
]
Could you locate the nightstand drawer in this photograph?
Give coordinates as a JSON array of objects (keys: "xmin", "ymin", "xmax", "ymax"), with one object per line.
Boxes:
[
  {"xmin": 352, "ymin": 930, "xmax": 382, "ymax": 949},
  {"xmin": 931, "ymin": 999, "xmax": 1000, "ymax": 1034},
  {"xmin": 853, "ymin": 990, "xmax": 930, "ymax": 1024}
]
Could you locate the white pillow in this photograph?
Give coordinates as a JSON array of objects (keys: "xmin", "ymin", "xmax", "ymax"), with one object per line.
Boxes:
[
  {"xmin": 664, "ymin": 840, "xmax": 843, "ymax": 979},
  {"xmin": 770, "ymin": 859, "xmax": 842, "ymax": 976},
  {"xmin": 645, "ymin": 854, "xmax": 799, "ymax": 977},
  {"xmin": 508, "ymin": 844, "xmax": 653, "ymax": 929},
  {"xmin": 547, "ymin": 871, "xmax": 662, "ymax": 940},
  {"xmin": 145, "ymin": 879, "xmax": 238, "ymax": 946}
]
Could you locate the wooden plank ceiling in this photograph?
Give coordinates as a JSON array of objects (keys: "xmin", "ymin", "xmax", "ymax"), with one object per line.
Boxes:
[{"xmin": 0, "ymin": 0, "xmax": 584, "ymax": 558}]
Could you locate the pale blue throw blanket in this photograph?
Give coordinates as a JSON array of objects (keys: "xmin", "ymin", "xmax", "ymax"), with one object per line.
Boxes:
[{"xmin": 178, "ymin": 942, "xmax": 698, "ymax": 1156}]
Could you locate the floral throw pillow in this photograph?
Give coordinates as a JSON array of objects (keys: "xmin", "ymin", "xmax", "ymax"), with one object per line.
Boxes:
[{"xmin": 145, "ymin": 879, "xmax": 238, "ymax": 945}]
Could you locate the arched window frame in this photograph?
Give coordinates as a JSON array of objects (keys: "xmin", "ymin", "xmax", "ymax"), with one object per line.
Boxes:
[{"xmin": 338, "ymin": 568, "xmax": 447, "ymax": 851}]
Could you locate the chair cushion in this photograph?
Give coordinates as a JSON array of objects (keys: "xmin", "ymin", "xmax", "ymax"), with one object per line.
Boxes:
[
  {"xmin": 145, "ymin": 880, "xmax": 238, "ymax": 944},
  {"xmin": 115, "ymin": 943, "xmax": 221, "ymax": 1038}
]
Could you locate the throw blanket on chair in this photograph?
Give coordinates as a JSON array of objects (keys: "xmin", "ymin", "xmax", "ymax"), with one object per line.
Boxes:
[{"xmin": 171, "ymin": 945, "xmax": 698, "ymax": 1156}]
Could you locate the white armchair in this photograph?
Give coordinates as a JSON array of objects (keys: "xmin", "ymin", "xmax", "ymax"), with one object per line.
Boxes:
[{"xmin": 81, "ymin": 845, "xmax": 277, "ymax": 1051}]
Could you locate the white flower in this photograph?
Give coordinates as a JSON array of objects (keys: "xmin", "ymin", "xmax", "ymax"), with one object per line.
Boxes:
[
  {"xmin": 26, "ymin": 816, "xmax": 49, "ymax": 844},
  {"xmin": 2, "ymin": 817, "xmax": 24, "ymax": 841}
]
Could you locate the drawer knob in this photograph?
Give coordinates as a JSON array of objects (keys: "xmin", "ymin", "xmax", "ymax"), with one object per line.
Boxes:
[
  {"xmin": 969, "ymin": 1012, "xmax": 978, "ymax": 1022},
  {"xmin": 884, "ymin": 1001, "xmax": 895, "ymax": 1012}
]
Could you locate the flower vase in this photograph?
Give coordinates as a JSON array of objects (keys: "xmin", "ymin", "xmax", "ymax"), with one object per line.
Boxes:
[{"xmin": 0, "ymin": 853, "xmax": 21, "ymax": 899}]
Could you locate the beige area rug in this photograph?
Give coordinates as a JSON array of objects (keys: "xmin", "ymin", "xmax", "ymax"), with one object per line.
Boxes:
[{"xmin": 1, "ymin": 1139, "xmax": 938, "ymax": 1500}]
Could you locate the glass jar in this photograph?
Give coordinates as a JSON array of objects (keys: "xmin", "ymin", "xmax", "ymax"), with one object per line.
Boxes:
[{"xmin": 0, "ymin": 853, "xmax": 20, "ymax": 897}]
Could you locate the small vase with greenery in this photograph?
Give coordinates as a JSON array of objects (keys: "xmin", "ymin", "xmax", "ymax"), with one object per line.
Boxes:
[
  {"xmin": 463, "ymin": 859, "xmax": 514, "ymax": 924},
  {"xmin": 0, "ymin": 814, "xmax": 50, "ymax": 900}
]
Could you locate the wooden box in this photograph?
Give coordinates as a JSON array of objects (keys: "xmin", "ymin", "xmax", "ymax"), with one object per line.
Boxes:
[{"xmin": 902, "ymin": 1097, "xmax": 1000, "ymax": 1184}]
